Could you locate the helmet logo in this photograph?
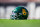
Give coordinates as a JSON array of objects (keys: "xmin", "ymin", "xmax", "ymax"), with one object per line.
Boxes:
[{"xmin": 22, "ymin": 9, "xmax": 27, "ymax": 15}]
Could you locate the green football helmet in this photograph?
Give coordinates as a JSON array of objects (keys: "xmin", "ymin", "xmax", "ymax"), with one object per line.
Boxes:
[{"xmin": 10, "ymin": 6, "xmax": 28, "ymax": 20}]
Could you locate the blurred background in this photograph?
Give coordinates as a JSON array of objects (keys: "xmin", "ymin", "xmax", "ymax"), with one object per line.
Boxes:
[{"xmin": 0, "ymin": 0, "xmax": 40, "ymax": 19}]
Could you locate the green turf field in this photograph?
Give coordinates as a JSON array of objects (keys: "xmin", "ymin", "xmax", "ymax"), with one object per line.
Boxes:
[{"xmin": 0, "ymin": 19, "xmax": 40, "ymax": 27}]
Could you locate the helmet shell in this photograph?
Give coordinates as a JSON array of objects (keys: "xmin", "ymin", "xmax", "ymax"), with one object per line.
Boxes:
[{"xmin": 10, "ymin": 6, "xmax": 28, "ymax": 20}]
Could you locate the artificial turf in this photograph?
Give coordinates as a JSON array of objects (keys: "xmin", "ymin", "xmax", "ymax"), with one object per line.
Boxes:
[{"xmin": 0, "ymin": 19, "xmax": 40, "ymax": 27}]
